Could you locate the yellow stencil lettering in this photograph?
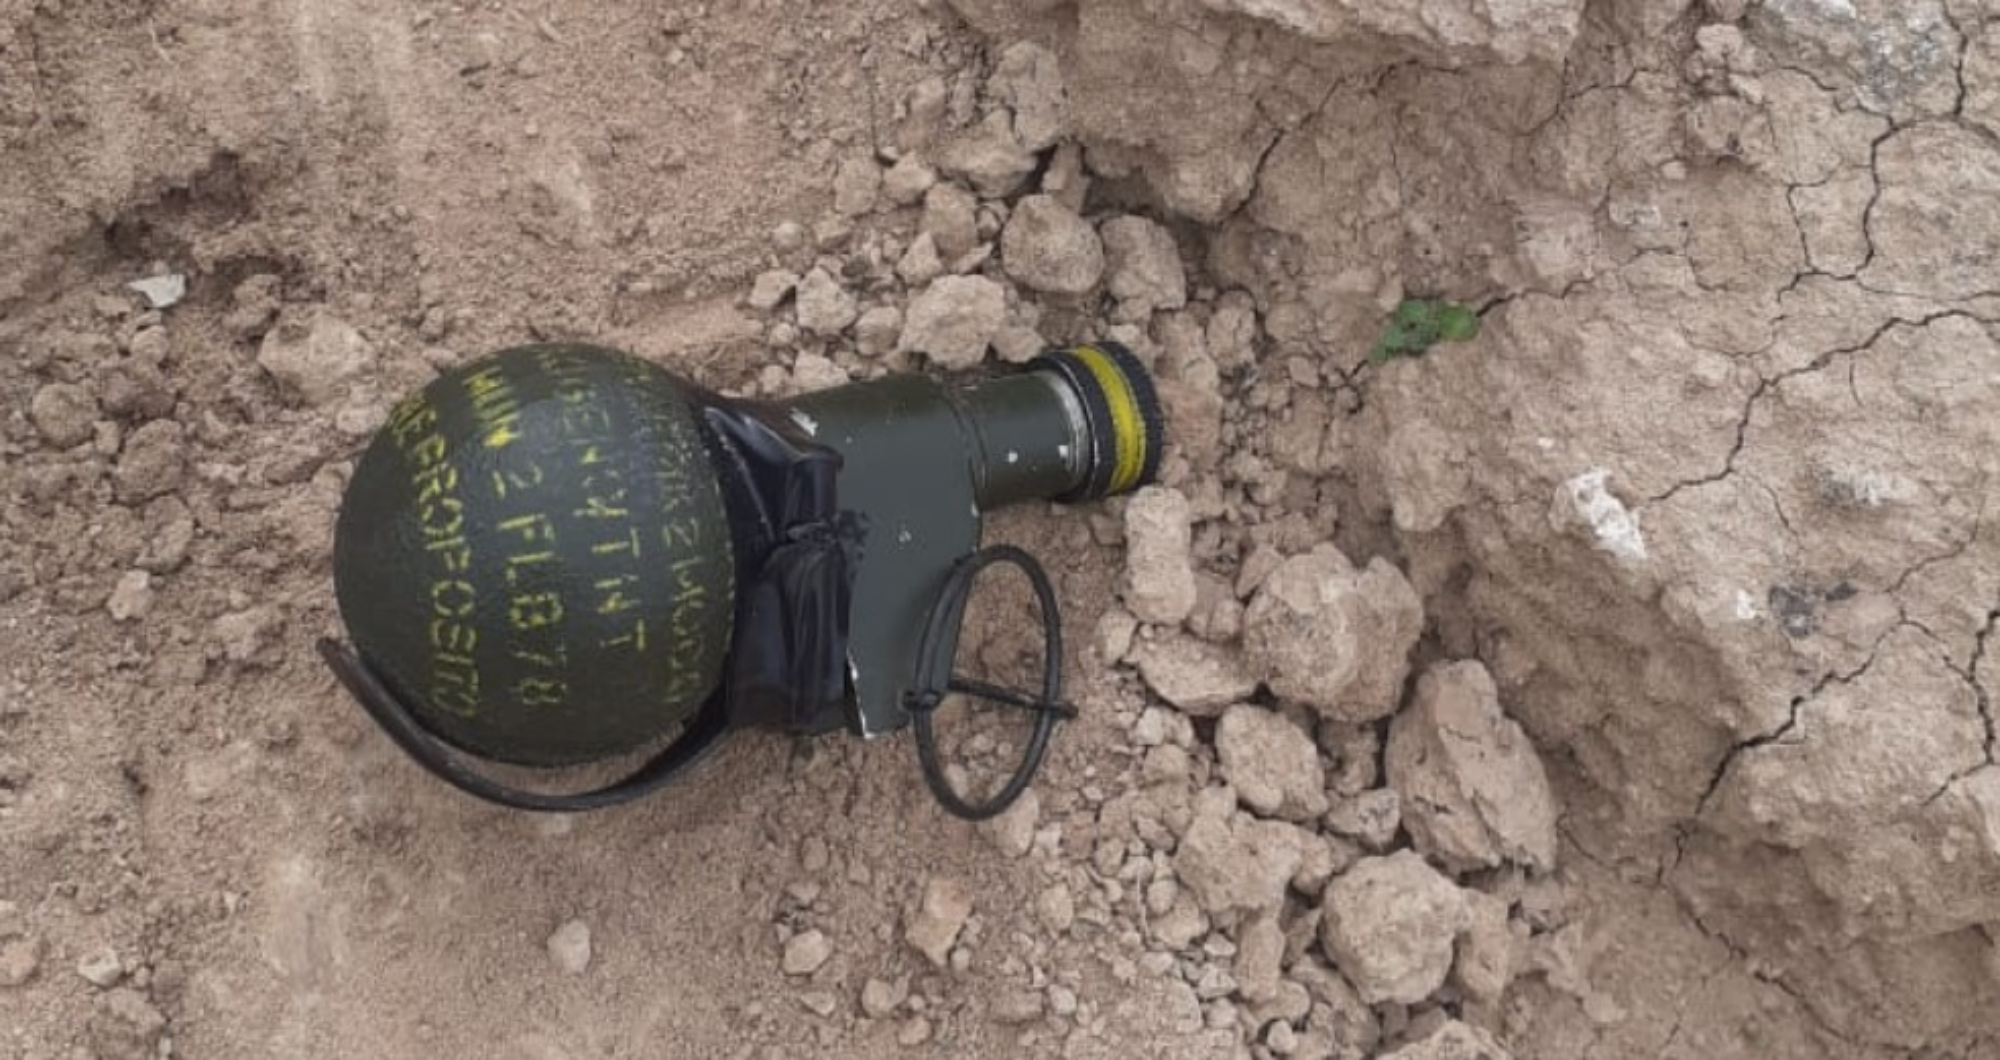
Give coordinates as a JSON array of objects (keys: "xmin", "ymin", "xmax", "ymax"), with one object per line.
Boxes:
[
  {"xmin": 389, "ymin": 398, "xmax": 436, "ymax": 447},
  {"xmin": 509, "ymin": 591, "xmax": 564, "ymax": 630},
  {"xmin": 662, "ymin": 518, "xmax": 700, "ymax": 550},
  {"xmin": 516, "ymin": 676, "xmax": 567, "ymax": 708},
  {"xmin": 498, "ymin": 512, "xmax": 557, "ymax": 547},
  {"xmin": 432, "ymin": 579, "xmax": 476, "ymax": 618},
  {"xmin": 430, "ymin": 617, "xmax": 477, "ymax": 658},
  {"xmin": 411, "ymin": 433, "xmax": 447, "ymax": 470},
  {"xmin": 489, "ymin": 460, "xmax": 545, "ymax": 500},
  {"xmin": 414, "ymin": 461, "xmax": 459, "ymax": 505},
  {"xmin": 593, "ymin": 573, "xmax": 640, "ymax": 616},
  {"xmin": 417, "ymin": 497, "xmax": 464, "ymax": 540},
  {"xmin": 431, "ymin": 658, "xmax": 481, "ymax": 717},
  {"xmin": 591, "ymin": 527, "xmax": 642, "ymax": 559},
  {"xmin": 601, "ymin": 618, "xmax": 647, "ymax": 653},
  {"xmin": 510, "ymin": 644, "xmax": 568, "ymax": 670}
]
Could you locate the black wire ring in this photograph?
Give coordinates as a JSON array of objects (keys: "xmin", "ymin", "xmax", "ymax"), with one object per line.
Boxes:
[{"xmin": 903, "ymin": 544, "xmax": 1075, "ymax": 822}]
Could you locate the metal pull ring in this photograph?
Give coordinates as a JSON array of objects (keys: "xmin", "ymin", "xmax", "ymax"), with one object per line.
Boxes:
[{"xmin": 902, "ymin": 544, "xmax": 1076, "ymax": 822}]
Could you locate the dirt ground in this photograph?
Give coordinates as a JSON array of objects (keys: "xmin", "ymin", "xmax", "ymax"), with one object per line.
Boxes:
[{"xmin": 3, "ymin": 0, "xmax": 1999, "ymax": 1057}]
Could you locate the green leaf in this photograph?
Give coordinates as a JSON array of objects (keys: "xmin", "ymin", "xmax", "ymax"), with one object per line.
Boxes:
[
  {"xmin": 1370, "ymin": 298, "xmax": 1482, "ymax": 367},
  {"xmin": 1394, "ymin": 299, "xmax": 1435, "ymax": 328},
  {"xmin": 1437, "ymin": 305, "xmax": 1479, "ymax": 342}
]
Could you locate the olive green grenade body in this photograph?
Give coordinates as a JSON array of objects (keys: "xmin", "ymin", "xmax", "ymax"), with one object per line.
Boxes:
[
  {"xmin": 333, "ymin": 345, "xmax": 737, "ymax": 766},
  {"xmin": 326, "ymin": 340, "xmax": 1163, "ymax": 810}
]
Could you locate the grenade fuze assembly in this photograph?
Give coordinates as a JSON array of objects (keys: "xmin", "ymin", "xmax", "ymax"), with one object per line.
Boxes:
[{"xmin": 320, "ymin": 341, "xmax": 1166, "ymax": 818}]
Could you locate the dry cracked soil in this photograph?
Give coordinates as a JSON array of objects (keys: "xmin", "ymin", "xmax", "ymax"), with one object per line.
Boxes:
[{"xmin": 3, "ymin": 0, "xmax": 1999, "ymax": 1058}]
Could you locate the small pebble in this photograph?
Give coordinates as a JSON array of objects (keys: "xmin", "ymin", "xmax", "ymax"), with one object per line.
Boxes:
[
  {"xmin": 800, "ymin": 990, "xmax": 839, "ymax": 1017},
  {"xmin": 546, "ymin": 919, "xmax": 592, "ymax": 974},
  {"xmin": 127, "ymin": 273, "xmax": 186, "ymax": 309},
  {"xmin": 861, "ymin": 976, "xmax": 905, "ymax": 1018},
  {"xmin": 1049, "ymin": 984, "xmax": 1079, "ymax": 1017},
  {"xmin": 905, "ymin": 876, "xmax": 973, "ymax": 966},
  {"xmin": 0, "ymin": 935, "xmax": 42, "ymax": 987},
  {"xmin": 783, "ymin": 929, "xmax": 833, "ymax": 976},
  {"xmin": 1035, "ymin": 883, "xmax": 1075, "ymax": 934},
  {"xmin": 801, "ymin": 835, "xmax": 830, "ymax": 873},
  {"xmin": 772, "ymin": 221, "xmax": 807, "ymax": 251},
  {"xmin": 77, "ymin": 948, "xmax": 124, "ymax": 988},
  {"xmin": 106, "ymin": 571, "xmax": 154, "ymax": 623}
]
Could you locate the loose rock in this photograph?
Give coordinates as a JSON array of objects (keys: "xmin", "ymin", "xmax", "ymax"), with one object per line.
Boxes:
[
  {"xmin": 1234, "ymin": 912, "xmax": 1285, "ymax": 1002},
  {"xmin": 898, "ymin": 275, "xmax": 1005, "ymax": 370},
  {"xmin": 791, "ymin": 351, "xmax": 846, "ymax": 391},
  {"xmin": 1319, "ymin": 852, "xmax": 1470, "ymax": 1005},
  {"xmin": 906, "ymin": 877, "xmax": 973, "ymax": 967},
  {"xmin": 1048, "ymin": 983, "xmax": 1078, "ymax": 1017},
  {"xmin": 88, "ymin": 988, "xmax": 168, "ymax": 1060},
  {"xmin": 992, "ymin": 323, "xmax": 1045, "ymax": 364},
  {"xmin": 547, "ymin": 918, "xmax": 592, "ymax": 974},
  {"xmin": 795, "ymin": 268, "xmax": 858, "ymax": 334},
  {"xmin": 1150, "ymin": 894, "xmax": 1208, "ymax": 950},
  {"xmin": 0, "ymin": 935, "xmax": 41, "ymax": 987},
  {"xmin": 854, "ymin": 306, "xmax": 902, "ymax": 357},
  {"xmin": 1035, "ymin": 883, "xmax": 1075, "ymax": 934},
  {"xmin": 882, "ymin": 156, "xmax": 937, "ymax": 206},
  {"xmin": 1001, "ymin": 195, "xmax": 1104, "ymax": 295},
  {"xmin": 896, "ymin": 232, "xmax": 946, "ymax": 286},
  {"xmin": 77, "ymin": 947, "xmax": 123, "ymax": 988},
  {"xmin": 127, "ymin": 273, "xmax": 185, "ymax": 309},
  {"xmin": 1291, "ymin": 958, "xmax": 1381, "ymax": 1055},
  {"xmin": 1324, "ymin": 789, "xmax": 1402, "ymax": 852},
  {"xmin": 980, "ymin": 787, "xmax": 1039, "ymax": 858},
  {"xmin": 922, "ymin": 184, "xmax": 980, "ymax": 263},
  {"xmin": 988, "ymin": 42, "xmax": 1066, "ymax": 152},
  {"xmin": 1242, "ymin": 545, "xmax": 1424, "ymax": 723},
  {"xmin": 99, "ymin": 359, "xmax": 174, "ymax": 420},
  {"xmin": 1378, "ymin": 1020, "xmax": 1514, "ymax": 1060},
  {"xmin": 1131, "ymin": 705, "xmax": 1191, "ymax": 748},
  {"xmin": 106, "ymin": 571, "xmax": 153, "ymax": 623},
  {"xmin": 257, "ymin": 309, "xmax": 376, "ymax": 405},
  {"xmin": 113, "ymin": 420, "xmax": 186, "ymax": 503},
  {"xmin": 832, "ymin": 155, "xmax": 881, "ymax": 217},
  {"xmin": 991, "ymin": 985, "xmax": 1045, "ymax": 1024},
  {"xmin": 1122, "ymin": 486, "xmax": 1198, "ymax": 625},
  {"xmin": 136, "ymin": 497, "xmax": 196, "ymax": 573},
  {"xmin": 748, "ymin": 269, "xmax": 799, "ymax": 311},
  {"xmin": 1386, "ymin": 660, "xmax": 1559, "ymax": 873},
  {"xmin": 225, "ymin": 274, "xmax": 282, "ymax": 340},
  {"xmin": 1452, "ymin": 890, "xmax": 1514, "ymax": 1006},
  {"xmin": 1174, "ymin": 791, "xmax": 1308, "ymax": 915},
  {"xmin": 799, "ymin": 990, "xmax": 838, "ymax": 1017},
  {"xmin": 782, "ymin": 929, "xmax": 832, "ymax": 976},
  {"xmin": 801, "ymin": 835, "xmax": 830, "ymax": 874},
  {"xmin": 212, "ymin": 605, "xmax": 285, "ymax": 665},
  {"xmin": 29, "ymin": 382, "xmax": 97, "ymax": 448},
  {"xmin": 1096, "ymin": 607, "xmax": 1139, "ymax": 663},
  {"xmin": 1215, "ymin": 705, "xmax": 1328, "ymax": 821},
  {"xmin": 1101, "ymin": 216, "xmax": 1188, "ymax": 318},
  {"xmin": 861, "ymin": 976, "xmax": 906, "ymax": 1018},
  {"xmin": 1130, "ymin": 634, "xmax": 1257, "ymax": 716},
  {"xmin": 939, "ymin": 110, "xmax": 1038, "ymax": 198}
]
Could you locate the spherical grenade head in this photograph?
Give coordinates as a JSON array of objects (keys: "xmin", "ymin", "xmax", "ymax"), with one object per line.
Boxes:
[{"xmin": 331, "ymin": 344, "xmax": 737, "ymax": 767}]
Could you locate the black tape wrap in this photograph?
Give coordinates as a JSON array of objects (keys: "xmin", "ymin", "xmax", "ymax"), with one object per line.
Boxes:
[{"xmin": 1028, "ymin": 342, "xmax": 1166, "ymax": 503}]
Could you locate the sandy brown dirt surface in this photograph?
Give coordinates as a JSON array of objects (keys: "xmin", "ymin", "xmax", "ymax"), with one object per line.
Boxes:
[{"xmin": 4, "ymin": 0, "xmax": 1999, "ymax": 1057}]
